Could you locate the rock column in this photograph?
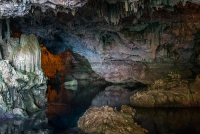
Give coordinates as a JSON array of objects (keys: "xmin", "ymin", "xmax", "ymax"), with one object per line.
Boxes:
[
  {"xmin": 0, "ymin": 19, "xmax": 2, "ymax": 42},
  {"xmin": 6, "ymin": 18, "xmax": 10, "ymax": 39}
]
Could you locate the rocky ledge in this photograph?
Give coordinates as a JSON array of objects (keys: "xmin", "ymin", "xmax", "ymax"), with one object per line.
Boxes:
[{"xmin": 78, "ymin": 105, "xmax": 147, "ymax": 134}]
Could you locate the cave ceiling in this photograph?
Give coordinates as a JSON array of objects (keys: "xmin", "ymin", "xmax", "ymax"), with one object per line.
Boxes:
[{"xmin": 1, "ymin": 0, "xmax": 200, "ymax": 18}]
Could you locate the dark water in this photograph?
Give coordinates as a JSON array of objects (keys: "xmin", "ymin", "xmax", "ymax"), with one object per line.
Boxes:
[
  {"xmin": 135, "ymin": 108, "xmax": 200, "ymax": 134},
  {"xmin": 46, "ymin": 80, "xmax": 109, "ymax": 134},
  {"xmin": 1, "ymin": 82, "xmax": 200, "ymax": 134}
]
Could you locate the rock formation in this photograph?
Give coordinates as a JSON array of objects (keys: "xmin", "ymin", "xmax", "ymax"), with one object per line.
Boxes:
[
  {"xmin": 78, "ymin": 105, "xmax": 146, "ymax": 134},
  {"xmin": 12, "ymin": 34, "xmax": 41, "ymax": 73},
  {"xmin": 0, "ymin": 34, "xmax": 47, "ymax": 117}
]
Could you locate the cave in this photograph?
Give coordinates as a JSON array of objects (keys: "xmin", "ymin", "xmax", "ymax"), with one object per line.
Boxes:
[{"xmin": 1, "ymin": 0, "xmax": 200, "ymax": 133}]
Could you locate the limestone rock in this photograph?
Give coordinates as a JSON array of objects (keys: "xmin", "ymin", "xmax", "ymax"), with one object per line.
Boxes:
[{"xmin": 78, "ymin": 105, "xmax": 146, "ymax": 134}]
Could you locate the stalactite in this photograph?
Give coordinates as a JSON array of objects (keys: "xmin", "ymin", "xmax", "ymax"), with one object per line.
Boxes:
[{"xmin": 12, "ymin": 34, "xmax": 41, "ymax": 73}]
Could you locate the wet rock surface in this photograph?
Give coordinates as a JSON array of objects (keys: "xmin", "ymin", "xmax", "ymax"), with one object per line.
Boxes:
[{"xmin": 78, "ymin": 105, "xmax": 146, "ymax": 134}]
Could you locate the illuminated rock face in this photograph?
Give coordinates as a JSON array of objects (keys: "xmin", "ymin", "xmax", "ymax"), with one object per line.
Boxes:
[
  {"xmin": 41, "ymin": 45, "xmax": 71, "ymax": 79},
  {"xmin": 0, "ymin": 34, "xmax": 47, "ymax": 118}
]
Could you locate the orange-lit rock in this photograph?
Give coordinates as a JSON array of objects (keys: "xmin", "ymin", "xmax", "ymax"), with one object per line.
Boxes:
[{"xmin": 41, "ymin": 45, "xmax": 73, "ymax": 81}]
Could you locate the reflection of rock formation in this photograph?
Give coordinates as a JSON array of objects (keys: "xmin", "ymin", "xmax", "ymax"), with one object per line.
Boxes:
[
  {"xmin": 46, "ymin": 84, "xmax": 76, "ymax": 104},
  {"xmin": 130, "ymin": 75, "xmax": 200, "ymax": 107},
  {"xmin": 92, "ymin": 86, "xmax": 135, "ymax": 108},
  {"xmin": 78, "ymin": 105, "xmax": 146, "ymax": 134},
  {"xmin": 0, "ymin": 110, "xmax": 49, "ymax": 134},
  {"xmin": 135, "ymin": 108, "xmax": 200, "ymax": 134}
]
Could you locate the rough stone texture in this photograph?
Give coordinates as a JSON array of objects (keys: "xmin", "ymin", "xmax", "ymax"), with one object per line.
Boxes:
[
  {"xmin": 130, "ymin": 74, "xmax": 200, "ymax": 107},
  {"xmin": 78, "ymin": 105, "xmax": 146, "ymax": 134},
  {"xmin": 0, "ymin": 0, "xmax": 194, "ymax": 19},
  {"xmin": 0, "ymin": 0, "xmax": 88, "ymax": 18},
  {"xmin": 92, "ymin": 86, "xmax": 135, "ymax": 108},
  {"xmin": 0, "ymin": 34, "xmax": 47, "ymax": 117}
]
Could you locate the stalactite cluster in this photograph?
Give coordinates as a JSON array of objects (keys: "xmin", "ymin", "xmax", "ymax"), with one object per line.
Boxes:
[
  {"xmin": 12, "ymin": 34, "xmax": 41, "ymax": 73},
  {"xmin": 0, "ymin": 0, "xmax": 88, "ymax": 18},
  {"xmin": 84, "ymin": 0, "xmax": 193, "ymax": 25}
]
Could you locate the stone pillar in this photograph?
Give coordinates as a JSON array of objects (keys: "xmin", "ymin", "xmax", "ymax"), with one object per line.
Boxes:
[
  {"xmin": 0, "ymin": 19, "xmax": 2, "ymax": 42},
  {"xmin": 6, "ymin": 18, "xmax": 10, "ymax": 39}
]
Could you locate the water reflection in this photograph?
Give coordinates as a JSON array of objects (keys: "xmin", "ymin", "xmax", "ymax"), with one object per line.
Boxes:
[
  {"xmin": 0, "ymin": 83, "xmax": 198, "ymax": 134},
  {"xmin": 46, "ymin": 80, "xmax": 108, "ymax": 133},
  {"xmin": 0, "ymin": 111, "xmax": 49, "ymax": 134},
  {"xmin": 135, "ymin": 108, "xmax": 200, "ymax": 134},
  {"xmin": 92, "ymin": 85, "xmax": 135, "ymax": 109}
]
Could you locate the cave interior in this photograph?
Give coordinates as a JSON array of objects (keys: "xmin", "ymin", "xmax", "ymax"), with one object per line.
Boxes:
[{"xmin": 0, "ymin": 0, "xmax": 200, "ymax": 133}]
